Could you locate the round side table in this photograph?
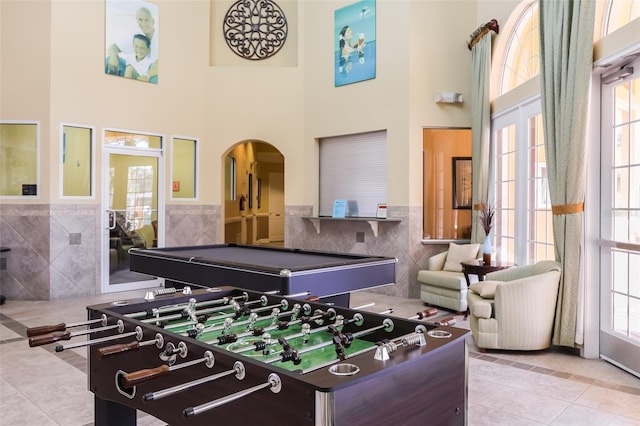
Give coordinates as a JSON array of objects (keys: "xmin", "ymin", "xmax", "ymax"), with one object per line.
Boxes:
[
  {"xmin": 461, "ymin": 260, "xmax": 514, "ymax": 287},
  {"xmin": 461, "ymin": 259, "xmax": 514, "ymax": 319}
]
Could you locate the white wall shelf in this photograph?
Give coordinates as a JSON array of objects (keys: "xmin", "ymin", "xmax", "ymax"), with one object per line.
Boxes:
[{"xmin": 302, "ymin": 217, "xmax": 401, "ymax": 237}]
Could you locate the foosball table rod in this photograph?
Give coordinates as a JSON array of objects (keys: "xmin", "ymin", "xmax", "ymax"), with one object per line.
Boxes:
[
  {"xmin": 142, "ymin": 361, "xmax": 245, "ymax": 402},
  {"xmin": 352, "ymin": 302, "xmax": 376, "ymax": 310},
  {"xmin": 97, "ymin": 333, "xmax": 165, "ymax": 359},
  {"xmin": 282, "ymin": 291, "xmax": 311, "ymax": 299},
  {"xmin": 193, "ymin": 300, "xmax": 303, "ymax": 339},
  {"xmin": 296, "ymin": 324, "xmax": 428, "ymax": 376},
  {"xmin": 231, "ymin": 308, "xmax": 364, "ymax": 353},
  {"xmin": 182, "ymin": 373, "xmax": 282, "ymax": 418},
  {"xmin": 26, "ymin": 314, "xmax": 108, "ymax": 337},
  {"xmin": 150, "ymin": 296, "xmax": 286, "ymax": 330},
  {"xmin": 208, "ymin": 305, "xmax": 334, "ymax": 346},
  {"xmin": 128, "ymin": 292, "xmax": 250, "ymax": 320},
  {"xmin": 408, "ymin": 308, "xmax": 439, "ymax": 321},
  {"xmin": 119, "ymin": 350, "xmax": 215, "ymax": 387},
  {"xmin": 263, "ymin": 318, "xmax": 395, "ymax": 365},
  {"xmin": 28, "ymin": 320, "xmax": 125, "ymax": 347},
  {"xmin": 54, "ymin": 326, "xmax": 143, "ymax": 352}
]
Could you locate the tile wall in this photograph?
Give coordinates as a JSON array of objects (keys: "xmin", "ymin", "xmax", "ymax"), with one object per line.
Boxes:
[
  {"xmin": 285, "ymin": 205, "xmax": 446, "ymax": 299},
  {"xmin": 0, "ymin": 204, "xmax": 100, "ymax": 300},
  {"xmin": 0, "ymin": 203, "xmax": 443, "ymax": 301}
]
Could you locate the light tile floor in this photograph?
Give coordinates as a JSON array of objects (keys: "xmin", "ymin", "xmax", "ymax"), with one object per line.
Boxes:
[{"xmin": 0, "ymin": 289, "xmax": 639, "ymax": 425}]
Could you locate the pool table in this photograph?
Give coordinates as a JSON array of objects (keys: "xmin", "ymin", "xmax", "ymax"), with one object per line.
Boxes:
[{"xmin": 129, "ymin": 244, "xmax": 397, "ymax": 306}]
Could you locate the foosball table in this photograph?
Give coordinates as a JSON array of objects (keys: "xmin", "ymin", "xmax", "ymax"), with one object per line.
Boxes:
[{"xmin": 28, "ymin": 287, "xmax": 469, "ymax": 425}]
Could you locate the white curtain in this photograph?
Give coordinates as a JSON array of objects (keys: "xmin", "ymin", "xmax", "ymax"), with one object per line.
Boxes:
[
  {"xmin": 539, "ymin": 0, "xmax": 595, "ymax": 347},
  {"xmin": 470, "ymin": 34, "xmax": 493, "ymax": 244}
]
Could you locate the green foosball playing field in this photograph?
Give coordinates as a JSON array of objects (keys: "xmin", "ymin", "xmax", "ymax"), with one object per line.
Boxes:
[{"xmin": 146, "ymin": 297, "xmax": 380, "ymax": 373}]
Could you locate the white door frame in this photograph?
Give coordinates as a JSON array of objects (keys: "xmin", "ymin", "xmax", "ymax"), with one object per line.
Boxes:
[
  {"xmin": 598, "ymin": 56, "xmax": 640, "ymax": 377},
  {"xmin": 268, "ymin": 172, "xmax": 284, "ymax": 242},
  {"xmin": 101, "ymin": 144, "xmax": 165, "ymax": 294}
]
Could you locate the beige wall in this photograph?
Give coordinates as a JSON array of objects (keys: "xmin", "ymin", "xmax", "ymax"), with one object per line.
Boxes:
[
  {"xmin": 1, "ymin": 0, "xmax": 304, "ymax": 210},
  {"xmin": 0, "ymin": 0, "xmax": 525, "ymax": 301},
  {"xmin": 303, "ymin": 1, "xmax": 478, "ymax": 210},
  {"xmin": 1, "ymin": 1, "xmax": 52, "ymax": 202},
  {"xmin": 0, "ymin": 0, "xmax": 507, "ymax": 211},
  {"xmin": 171, "ymin": 138, "xmax": 196, "ymax": 199}
]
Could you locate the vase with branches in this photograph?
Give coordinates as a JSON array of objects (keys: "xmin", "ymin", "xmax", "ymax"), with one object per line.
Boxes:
[{"xmin": 479, "ymin": 203, "xmax": 495, "ymax": 264}]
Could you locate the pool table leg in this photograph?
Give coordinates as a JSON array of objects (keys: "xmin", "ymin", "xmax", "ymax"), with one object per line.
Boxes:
[{"xmin": 321, "ymin": 293, "xmax": 350, "ymax": 307}]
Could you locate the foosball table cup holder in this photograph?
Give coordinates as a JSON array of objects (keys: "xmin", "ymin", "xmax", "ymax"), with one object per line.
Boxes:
[
  {"xmin": 111, "ymin": 300, "xmax": 130, "ymax": 306},
  {"xmin": 427, "ymin": 330, "xmax": 452, "ymax": 339},
  {"xmin": 328, "ymin": 363, "xmax": 360, "ymax": 376}
]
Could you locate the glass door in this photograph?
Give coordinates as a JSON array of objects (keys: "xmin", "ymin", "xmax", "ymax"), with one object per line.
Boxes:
[
  {"xmin": 102, "ymin": 134, "xmax": 163, "ymax": 293},
  {"xmin": 600, "ymin": 58, "xmax": 640, "ymax": 377}
]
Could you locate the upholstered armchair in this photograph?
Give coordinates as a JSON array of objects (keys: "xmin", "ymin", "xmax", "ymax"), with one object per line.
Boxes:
[
  {"xmin": 136, "ymin": 225, "xmax": 156, "ymax": 249},
  {"xmin": 466, "ymin": 260, "xmax": 562, "ymax": 351},
  {"xmin": 418, "ymin": 243, "xmax": 481, "ymax": 313}
]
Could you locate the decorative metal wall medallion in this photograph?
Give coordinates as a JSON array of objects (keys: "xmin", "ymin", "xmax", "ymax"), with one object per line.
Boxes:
[{"xmin": 223, "ymin": 0, "xmax": 288, "ymax": 60}]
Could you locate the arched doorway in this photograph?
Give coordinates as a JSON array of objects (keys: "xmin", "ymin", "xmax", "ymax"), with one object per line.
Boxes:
[{"xmin": 223, "ymin": 140, "xmax": 284, "ymax": 247}]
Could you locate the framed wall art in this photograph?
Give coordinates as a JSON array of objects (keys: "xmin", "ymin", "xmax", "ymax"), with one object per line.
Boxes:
[
  {"xmin": 334, "ymin": 0, "xmax": 376, "ymax": 87},
  {"xmin": 105, "ymin": 0, "xmax": 159, "ymax": 84},
  {"xmin": 452, "ymin": 157, "xmax": 472, "ymax": 209}
]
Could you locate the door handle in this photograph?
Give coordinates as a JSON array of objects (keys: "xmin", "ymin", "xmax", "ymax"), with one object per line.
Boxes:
[{"xmin": 107, "ymin": 210, "xmax": 116, "ymax": 230}]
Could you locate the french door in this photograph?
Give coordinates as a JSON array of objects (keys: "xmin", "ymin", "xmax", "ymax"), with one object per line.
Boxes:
[
  {"xmin": 600, "ymin": 56, "xmax": 640, "ymax": 377},
  {"xmin": 102, "ymin": 142, "xmax": 164, "ymax": 293}
]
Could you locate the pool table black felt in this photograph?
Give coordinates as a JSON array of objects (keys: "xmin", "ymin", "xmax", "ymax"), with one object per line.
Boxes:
[
  {"xmin": 129, "ymin": 244, "xmax": 397, "ymax": 305},
  {"xmin": 135, "ymin": 245, "xmax": 389, "ymax": 272}
]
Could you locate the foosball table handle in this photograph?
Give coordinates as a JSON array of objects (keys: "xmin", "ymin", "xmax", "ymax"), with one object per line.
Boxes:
[
  {"xmin": 123, "ymin": 365, "xmax": 170, "ymax": 387},
  {"xmin": 26, "ymin": 323, "xmax": 67, "ymax": 337},
  {"xmin": 98, "ymin": 341, "xmax": 141, "ymax": 359},
  {"xmin": 28, "ymin": 331, "xmax": 71, "ymax": 347}
]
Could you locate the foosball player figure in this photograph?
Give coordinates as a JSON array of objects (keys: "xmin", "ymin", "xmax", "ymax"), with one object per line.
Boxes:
[
  {"xmin": 231, "ymin": 300, "xmax": 251, "ymax": 319},
  {"xmin": 222, "ymin": 317, "xmax": 234, "ymax": 335},
  {"xmin": 290, "ymin": 304, "xmax": 301, "ymax": 321},
  {"xmin": 262, "ymin": 332, "xmax": 272, "ymax": 356},
  {"xmin": 195, "ymin": 314, "xmax": 209, "ymax": 324},
  {"xmin": 277, "ymin": 337, "xmax": 301, "ymax": 365},
  {"xmin": 270, "ymin": 308, "xmax": 280, "ymax": 325},
  {"xmin": 186, "ymin": 298, "xmax": 197, "ymax": 322},
  {"xmin": 301, "ymin": 323, "xmax": 311, "ymax": 344},
  {"xmin": 186, "ymin": 323, "xmax": 205, "ymax": 339},
  {"xmin": 328, "ymin": 324, "xmax": 354, "ymax": 361},
  {"xmin": 247, "ymin": 312, "xmax": 258, "ymax": 331},
  {"xmin": 333, "ymin": 315, "xmax": 344, "ymax": 330}
]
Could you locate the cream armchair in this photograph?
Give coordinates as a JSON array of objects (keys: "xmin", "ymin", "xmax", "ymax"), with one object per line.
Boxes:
[
  {"xmin": 418, "ymin": 243, "xmax": 481, "ymax": 313},
  {"xmin": 467, "ymin": 260, "xmax": 561, "ymax": 351}
]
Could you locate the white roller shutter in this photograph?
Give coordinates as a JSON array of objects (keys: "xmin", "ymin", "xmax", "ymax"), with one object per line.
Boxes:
[{"xmin": 319, "ymin": 130, "xmax": 387, "ymax": 217}]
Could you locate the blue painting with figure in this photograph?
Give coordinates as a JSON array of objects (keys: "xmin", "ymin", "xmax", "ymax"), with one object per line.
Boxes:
[{"xmin": 334, "ymin": 0, "xmax": 376, "ymax": 87}]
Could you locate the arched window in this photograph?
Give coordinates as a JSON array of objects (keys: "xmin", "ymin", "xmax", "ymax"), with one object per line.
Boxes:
[
  {"xmin": 499, "ymin": 1, "xmax": 539, "ymax": 95},
  {"xmin": 492, "ymin": 1, "xmax": 551, "ymax": 265},
  {"xmin": 497, "ymin": 0, "xmax": 639, "ymax": 97},
  {"xmin": 604, "ymin": 0, "xmax": 640, "ymax": 35},
  {"xmin": 491, "ymin": 0, "xmax": 637, "ymax": 265}
]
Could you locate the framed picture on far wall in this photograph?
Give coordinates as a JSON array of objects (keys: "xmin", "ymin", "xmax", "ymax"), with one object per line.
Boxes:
[
  {"xmin": 334, "ymin": 0, "xmax": 376, "ymax": 87},
  {"xmin": 105, "ymin": 0, "xmax": 159, "ymax": 84},
  {"xmin": 452, "ymin": 157, "xmax": 472, "ymax": 209}
]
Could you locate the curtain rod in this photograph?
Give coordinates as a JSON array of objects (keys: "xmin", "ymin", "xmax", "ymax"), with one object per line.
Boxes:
[{"xmin": 467, "ymin": 19, "xmax": 499, "ymax": 50}]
